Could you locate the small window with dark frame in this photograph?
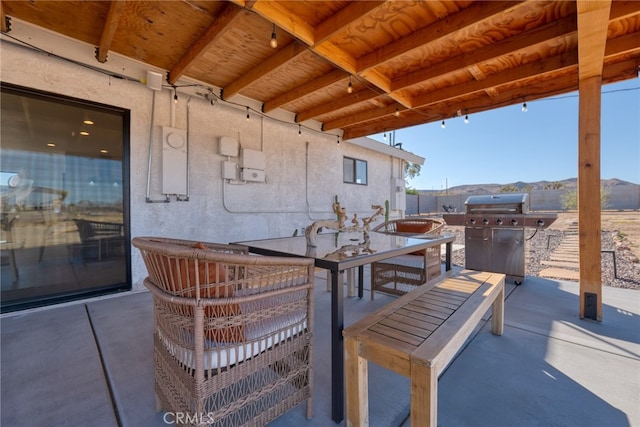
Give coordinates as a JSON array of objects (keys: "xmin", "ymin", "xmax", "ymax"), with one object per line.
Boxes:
[{"xmin": 343, "ymin": 156, "xmax": 367, "ymax": 185}]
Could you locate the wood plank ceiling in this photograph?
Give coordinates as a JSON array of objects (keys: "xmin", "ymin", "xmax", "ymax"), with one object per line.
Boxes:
[{"xmin": 2, "ymin": 0, "xmax": 639, "ymax": 141}]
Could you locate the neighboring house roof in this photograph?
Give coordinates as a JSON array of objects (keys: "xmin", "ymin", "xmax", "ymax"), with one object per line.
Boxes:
[{"xmin": 348, "ymin": 137, "xmax": 425, "ymax": 166}]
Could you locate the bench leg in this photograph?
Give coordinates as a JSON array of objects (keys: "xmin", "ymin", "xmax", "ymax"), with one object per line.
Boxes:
[
  {"xmin": 411, "ymin": 362, "xmax": 437, "ymax": 426},
  {"xmin": 491, "ymin": 286, "xmax": 504, "ymax": 335},
  {"xmin": 345, "ymin": 336, "xmax": 368, "ymax": 427}
]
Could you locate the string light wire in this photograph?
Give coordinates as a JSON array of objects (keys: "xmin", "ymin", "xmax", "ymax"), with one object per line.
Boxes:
[{"xmin": 3, "ymin": 31, "xmax": 636, "ymax": 141}]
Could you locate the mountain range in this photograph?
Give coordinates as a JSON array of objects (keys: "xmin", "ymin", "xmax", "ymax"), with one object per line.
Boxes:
[{"xmin": 418, "ymin": 178, "xmax": 638, "ymax": 195}]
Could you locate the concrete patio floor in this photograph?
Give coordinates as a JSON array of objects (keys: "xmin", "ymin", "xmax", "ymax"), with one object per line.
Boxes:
[{"xmin": 2, "ymin": 271, "xmax": 639, "ymax": 427}]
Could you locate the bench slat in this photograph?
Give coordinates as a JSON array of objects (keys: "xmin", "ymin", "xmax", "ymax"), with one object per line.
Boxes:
[
  {"xmin": 379, "ymin": 317, "xmax": 434, "ymax": 339},
  {"xmin": 387, "ymin": 313, "xmax": 440, "ymax": 332},
  {"xmin": 344, "ymin": 269, "xmax": 505, "ymax": 427},
  {"xmin": 401, "ymin": 303, "xmax": 453, "ymax": 321},
  {"xmin": 413, "ymin": 274, "xmax": 505, "ymax": 372},
  {"xmin": 410, "ymin": 295, "xmax": 462, "ymax": 311},
  {"xmin": 429, "ymin": 288, "xmax": 469, "ymax": 304},
  {"xmin": 368, "ymin": 323, "xmax": 425, "ymax": 346},
  {"xmin": 395, "ymin": 308, "xmax": 444, "ymax": 327}
]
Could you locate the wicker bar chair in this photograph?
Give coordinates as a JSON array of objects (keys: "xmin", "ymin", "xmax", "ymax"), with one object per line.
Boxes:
[
  {"xmin": 132, "ymin": 237, "xmax": 315, "ymax": 426},
  {"xmin": 370, "ymin": 218, "xmax": 444, "ymax": 299}
]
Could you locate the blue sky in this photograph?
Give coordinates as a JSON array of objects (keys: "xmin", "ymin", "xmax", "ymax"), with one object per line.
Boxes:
[{"xmin": 370, "ymin": 78, "xmax": 639, "ymax": 191}]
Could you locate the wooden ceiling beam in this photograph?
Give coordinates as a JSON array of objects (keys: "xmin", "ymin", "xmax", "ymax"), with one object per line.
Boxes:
[
  {"xmin": 223, "ymin": 41, "xmax": 306, "ymax": 100},
  {"xmin": 605, "ymin": 31, "xmax": 640, "ymax": 57},
  {"xmin": 0, "ymin": 1, "xmax": 7, "ymax": 33},
  {"xmin": 390, "ymin": 14, "xmax": 577, "ymax": 92},
  {"xmin": 342, "ymin": 57, "xmax": 639, "ymax": 140},
  {"xmin": 254, "ymin": 1, "xmax": 396, "ymax": 110},
  {"xmin": 247, "ymin": 0, "xmax": 389, "ymax": 110},
  {"xmin": 341, "ymin": 108, "xmax": 442, "ymax": 141},
  {"xmin": 322, "ymin": 104, "xmax": 406, "ymax": 131},
  {"xmin": 341, "ymin": 10, "xmax": 636, "ymax": 136},
  {"xmin": 337, "ymin": 49, "xmax": 579, "ymax": 128},
  {"xmin": 411, "ymin": 50, "xmax": 578, "ymax": 108},
  {"xmin": 576, "ymin": 0, "xmax": 611, "ymax": 80},
  {"xmin": 262, "ymin": 69, "xmax": 348, "ymax": 113},
  {"xmin": 95, "ymin": 0, "xmax": 127, "ymax": 64},
  {"xmin": 296, "ymin": 89, "xmax": 380, "ymax": 123},
  {"xmin": 249, "ymin": 0, "xmax": 315, "ymax": 45},
  {"xmin": 312, "ymin": 41, "xmax": 358, "ymax": 74},
  {"xmin": 610, "ymin": 0, "xmax": 640, "ymax": 20},
  {"xmin": 356, "ymin": 1, "xmax": 522, "ymax": 73},
  {"xmin": 168, "ymin": 2, "xmax": 242, "ymax": 84},
  {"xmin": 314, "ymin": 1, "xmax": 385, "ymax": 46}
]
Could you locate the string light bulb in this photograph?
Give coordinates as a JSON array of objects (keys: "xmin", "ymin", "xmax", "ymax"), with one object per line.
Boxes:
[
  {"xmin": 441, "ymin": 120, "xmax": 446, "ymax": 129},
  {"xmin": 173, "ymin": 91, "xmax": 178, "ymax": 104},
  {"xmin": 298, "ymin": 124, "xmax": 302, "ymax": 136},
  {"xmin": 246, "ymin": 107, "xmax": 250, "ymax": 121},
  {"xmin": 394, "ymin": 106, "xmax": 400, "ymax": 117},
  {"xmin": 337, "ymin": 135, "xmax": 340, "ymax": 144},
  {"xmin": 464, "ymin": 114, "xmax": 469, "ymax": 124},
  {"xmin": 347, "ymin": 76, "xmax": 353, "ymax": 94},
  {"xmin": 522, "ymin": 101, "xmax": 528, "ymax": 112},
  {"xmin": 270, "ymin": 24, "xmax": 278, "ymax": 48},
  {"xmin": 383, "ymin": 132, "xmax": 387, "ymax": 141}
]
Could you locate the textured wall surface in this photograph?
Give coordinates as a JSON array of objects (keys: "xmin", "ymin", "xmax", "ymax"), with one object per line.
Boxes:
[
  {"xmin": 407, "ymin": 186, "xmax": 640, "ymax": 215},
  {"xmin": 2, "ymin": 43, "xmax": 404, "ymax": 291}
]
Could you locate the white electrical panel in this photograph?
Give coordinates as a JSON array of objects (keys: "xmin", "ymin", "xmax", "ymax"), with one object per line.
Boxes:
[
  {"xmin": 219, "ymin": 136, "xmax": 239, "ymax": 157},
  {"xmin": 222, "ymin": 161, "xmax": 237, "ymax": 180},
  {"xmin": 240, "ymin": 148, "xmax": 265, "ymax": 170},
  {"xmin": 162, "ymin": 126, "xmax": 188, "ymax": 195},
  {"xmin": 390, "ymin": 178, "xmax": 406, "ymax": 210},
  {"xmin": 241, "ymin": 168, "xmax": 266, "ymax": 182}
]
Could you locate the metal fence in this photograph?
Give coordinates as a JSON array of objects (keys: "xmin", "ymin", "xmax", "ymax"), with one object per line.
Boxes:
[{"xmin": 406, "ymin": 185, "xmax": 640, "ymax": 215}]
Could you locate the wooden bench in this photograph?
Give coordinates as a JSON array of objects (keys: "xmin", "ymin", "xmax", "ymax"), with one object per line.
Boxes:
[{"xmin": 343, "ymin": 269, "xmax": 505, "ymax": 427}]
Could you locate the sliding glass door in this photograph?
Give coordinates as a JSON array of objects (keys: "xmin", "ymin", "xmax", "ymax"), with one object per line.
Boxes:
[{"xmin": 1, "ymin": 83, "xmax": 130, "ymax": 312}]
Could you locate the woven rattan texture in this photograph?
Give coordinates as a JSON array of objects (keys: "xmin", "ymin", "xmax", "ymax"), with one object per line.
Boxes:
[
  {"xmin": 370, "ymin": 219, "xmax": 444, "ymax": 299},
  {"xmin": 133, "ymin": 237, "xmax": 315, "ymax": 426}
]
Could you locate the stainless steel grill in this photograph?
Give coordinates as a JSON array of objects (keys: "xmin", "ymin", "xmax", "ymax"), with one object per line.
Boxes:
[{"xmin": 443, "ymin": 194, "xmax": 557, "ymax": 284}]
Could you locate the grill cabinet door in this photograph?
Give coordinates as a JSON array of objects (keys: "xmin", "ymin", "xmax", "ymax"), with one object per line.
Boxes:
[
  {"xmin": 465, "ymin": 227, "xmax": 491, "ymax": 271},
  {"xmin": 492, "ymin": 228, "xmax": 525, "ymax": 278}
]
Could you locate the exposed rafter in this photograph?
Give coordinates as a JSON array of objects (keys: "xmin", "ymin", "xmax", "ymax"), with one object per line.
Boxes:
[
  {"xmin": 223, "ymin": 41, "xmax": 306, "ymax": 100},
  {"xmin": 577, "ymin": 0, "xmax": 612, "ymax": 80},
  {"xmin": 1, "ymin": 1, "xmax": 9, "ymax": 33},
  {"xmin": 296, "ymin": 89, "xmax": 381, "ymax": 123},
  {"xmin": 2, "ymin": 0, "xmax": 638, "ymax": 138},
  {"xmin": 263, "ymin": 69, "xmax": 347, "ymax": 113},
  {"xmin": 95, "ymin": 0, "xmax": 126, "ymax": 63},
  {"xmin": 168, "ymin": 2, "xmax": 243, "ymax": 84},
  {"xmin": 313, "ymin": 1, "xmax": 385, "ymax": 46}
]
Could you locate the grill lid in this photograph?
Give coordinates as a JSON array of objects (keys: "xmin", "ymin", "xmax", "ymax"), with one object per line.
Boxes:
[{"xmin": 465, "ymin": 193, "xmax": 529, "ymax": 214}]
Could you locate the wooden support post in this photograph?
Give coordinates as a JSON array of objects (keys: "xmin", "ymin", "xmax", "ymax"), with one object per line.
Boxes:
[
  {"xmin": 578, "ymin": 76, "xmax": 603, "ymax": 321},
  {"xmin": 576, "ymin": 0, "xmax": 610, "ymax": 321}
]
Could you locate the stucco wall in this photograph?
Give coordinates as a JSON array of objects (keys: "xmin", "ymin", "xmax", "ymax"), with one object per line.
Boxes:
[{"xmin": 1, "ymin": 42, "xmax": 404, "ymax": 291}]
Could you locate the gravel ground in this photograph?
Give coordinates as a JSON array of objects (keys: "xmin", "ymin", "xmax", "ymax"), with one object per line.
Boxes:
[{"xmin": 442, "ymin": 226, "xmax": 640, "ymax": 290}]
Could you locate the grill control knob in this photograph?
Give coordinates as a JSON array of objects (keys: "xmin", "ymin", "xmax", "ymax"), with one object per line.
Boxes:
[
  {"xmin": 496, "ymin": 218, "xmax": 503, "ymax": 225},
  {"xmin": 482, "ymin": 218, "xmax": 489, "ymax": 225},
  {"xmin": 511, "ymin": 219, "xmax": 518, "ymax": 226},
  {"xmin": 537, "ymin": 219, "xmax": 545, "ymax": 227},
  {"xmin": 469, "ymin": 218, "xmax": 476, "ymax": 225}
]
